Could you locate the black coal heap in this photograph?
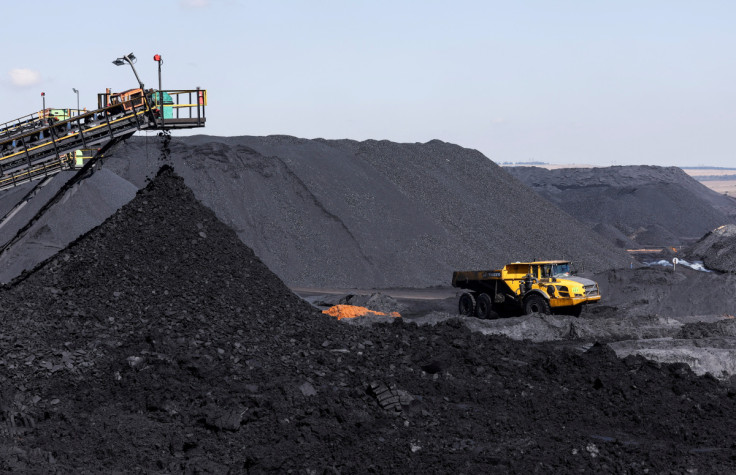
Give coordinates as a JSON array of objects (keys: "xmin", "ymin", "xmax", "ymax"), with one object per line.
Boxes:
[{"xmin": 1, "ymin": 167, "xmax": 735, "ymax": 473}]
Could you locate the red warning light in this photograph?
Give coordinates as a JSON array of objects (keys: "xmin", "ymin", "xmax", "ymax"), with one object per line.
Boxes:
[
  {"xmin": 41, "ymin": 92, "xmax": 45, "ymax": 96},
  {"xmin": 153, "ymin": 54, "xmax": 161, "ymax": 62}
]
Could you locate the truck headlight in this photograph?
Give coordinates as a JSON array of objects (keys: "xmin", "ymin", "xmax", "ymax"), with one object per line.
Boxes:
[{"xmin": 556, "ymin": 285, "xmax": 570, "ymax": 297}]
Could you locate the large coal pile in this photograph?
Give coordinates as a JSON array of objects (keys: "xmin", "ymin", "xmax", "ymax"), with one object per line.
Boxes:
[
  {"xmin": 506, "ymin": 165, "xmax": 736, "ymax": 248},
  {"xmin": 102, "ymin": 135, "xmax": 631, "ymax": 288},
  {"xmin": 2, "ymin": 167, "xmax": 736, "ymax": 472},
  {"xmin": 686, "ymin": 224, "xmax": 736, "ymax": 273}
]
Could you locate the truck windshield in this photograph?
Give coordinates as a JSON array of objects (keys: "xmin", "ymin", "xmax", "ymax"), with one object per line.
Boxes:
[{"xmin": 551, "ymin": 263, "xmax": 571, "ymax": 277}]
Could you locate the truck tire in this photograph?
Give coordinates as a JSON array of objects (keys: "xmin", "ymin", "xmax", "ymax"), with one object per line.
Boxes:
[
  {"xmin": 523, "ymin": 294, "xmax": 550, "ymax": 315},
  {"xmin": 475, "ymin": 293, "xmax": 495, "ymax": 319},
  {"xmin": 458, "ymin": 293, "xmax": 475, "ymax": 316}
]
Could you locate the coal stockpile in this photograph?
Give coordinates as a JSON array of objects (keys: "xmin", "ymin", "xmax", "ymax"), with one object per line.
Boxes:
[
  {"xmin": 595, "ymin": 265, "xmax": 736, "ymax": 317},
  {"xmin": 102, "ymin": 135, "xmax": 632, "ymax": 288},
  {"xmin": 687, "ymin": 224, "xmax": 736, "ymax": 273},
  {"xmin": 2, "ymin": 167, "xmax": 736, "ymax": 473},
  {"xmin": 506, "ymin": 165, "xmax": 736, "ymax": 248}
]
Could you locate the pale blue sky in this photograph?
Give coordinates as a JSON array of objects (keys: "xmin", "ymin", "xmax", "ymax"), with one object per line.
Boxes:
[{"xmin": 3, "ymin": 1, "xmax": 735, "ymax": 166}]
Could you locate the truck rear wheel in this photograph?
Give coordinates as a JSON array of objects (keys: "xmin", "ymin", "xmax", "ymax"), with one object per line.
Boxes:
[
  {"xmin": 458, "ymin": 293, "xmax": 476, "ymax": 316},
  {"xmin": 523, "ymin": 294, "xmax": 550, "ymax": 315},
  {"xmin": 475, "ymin": 293, "xmax": 495, "ymax": 319}
]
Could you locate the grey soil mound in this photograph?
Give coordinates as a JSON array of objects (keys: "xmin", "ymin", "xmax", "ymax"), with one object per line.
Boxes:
[
  {"xmin": 0, "ymin": 179, "xmax": 38, "ymax": 218},
  {"xmin": 0, "ymin": 169, "xmax": 137, "ymax": 283},
  {"xmin": 592, "ymin": 222, "xmax": 638, "ymax": 249},
  {"xmin": 3, "ymin": 167, "xmax": 736, "ymax": 473},
  {"xmin": 505, "ymin": 165, "xmax": 736, "ymax": 248},
  {"xmin": 98, "ymin": 135, "xmax": 632, "ymax": 288},
  {"xmin": 0, "ymin": 172, "xmax": 76, "ymax": 247},
  {"xmin": 686, "ymin": 224, "xmax": 736, "ymax": 273},
  {"xmin": 595, "ymin": 265, "xmax": 736, "ymax": 317}
]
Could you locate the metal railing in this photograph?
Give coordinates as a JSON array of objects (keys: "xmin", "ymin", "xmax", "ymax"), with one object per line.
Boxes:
[{"xmin": 155, "ymin": 88, "xmax": 207, "ymax": 128}]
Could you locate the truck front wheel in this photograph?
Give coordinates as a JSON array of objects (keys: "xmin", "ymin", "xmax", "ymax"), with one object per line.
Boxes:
[
  {"xmin": 523, "ymin": 294, "xmax": 550, "ymax": 315},
  {"xmin": 458, "ymin": 293, "xmax": 476, "ymax": 316}
]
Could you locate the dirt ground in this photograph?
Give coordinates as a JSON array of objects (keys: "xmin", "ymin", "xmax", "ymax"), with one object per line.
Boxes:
[
  {"xmin": 2, "ymin": 168, "xmax": 736, "ymax": 473},
  {"xmin": 697, "ymin": 179, "xmax": 736, "ymax": 195},
  {"xmin": 681, "ymin": 169, "xmax": 736, "ymax": 196}
]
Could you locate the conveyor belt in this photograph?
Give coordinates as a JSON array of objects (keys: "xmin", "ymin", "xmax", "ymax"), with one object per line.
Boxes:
[{"xmin": 0, "ymin": 88, "xmax": 206, "ymax": 191}]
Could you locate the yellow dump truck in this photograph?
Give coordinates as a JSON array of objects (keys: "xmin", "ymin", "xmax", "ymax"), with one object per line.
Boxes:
[{"xmin": 452, "ymin": 260, "xmax": 600, "ymax": 318}]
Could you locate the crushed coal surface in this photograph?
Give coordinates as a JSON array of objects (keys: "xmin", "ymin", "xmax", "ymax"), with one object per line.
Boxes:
[
  {"xmin": 506, "ymin": 165, "xmax": 736, "ymax": 248},
  {"xmin": 101, "ymin": 135, "xmax": 632, "ymax": 288},
  {"xmin": 2, "ymin": 167, "xmax": 736, "ymax": 473}
]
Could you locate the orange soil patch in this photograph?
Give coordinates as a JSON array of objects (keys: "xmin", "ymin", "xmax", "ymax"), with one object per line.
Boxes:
[{"xmin": 322, "ymin": 304, "xmax": 401, "ymax": 320}]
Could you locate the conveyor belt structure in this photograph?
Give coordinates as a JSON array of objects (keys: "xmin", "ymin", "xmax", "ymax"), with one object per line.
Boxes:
[{"xmin": 0, "ymin": 88, "xmax": 206, "ymax": 191}]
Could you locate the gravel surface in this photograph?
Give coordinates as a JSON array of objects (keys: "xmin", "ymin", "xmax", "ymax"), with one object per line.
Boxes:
[
  {"xmin": 506, "ymin": 165, "xmax": 736, "ymax": 247},
  {"xmin": 1, "ymin": 167, "xmax": 736, "ymax": 472},
  {"xmin": 101, "ymin": 135, "xmax": 632, "ymax": 288}
]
